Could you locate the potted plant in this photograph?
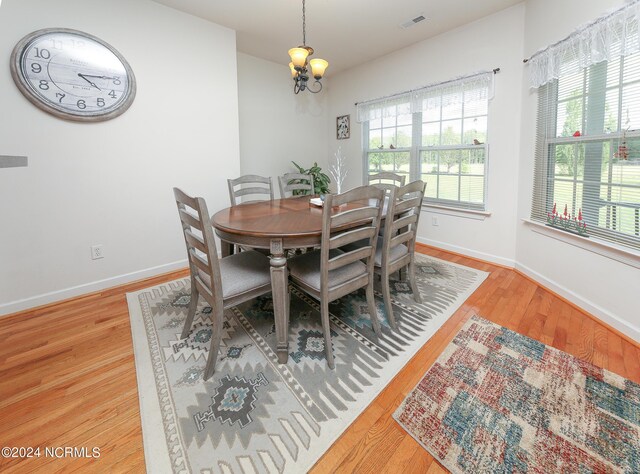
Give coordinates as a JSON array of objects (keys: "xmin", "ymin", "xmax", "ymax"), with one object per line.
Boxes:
[{"xmin": 291, "ymin": 161, "xmax": 331, "ymax": 195}]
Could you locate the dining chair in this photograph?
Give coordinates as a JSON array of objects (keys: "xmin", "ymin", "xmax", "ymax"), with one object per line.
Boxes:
[
  {"xmin": 279, "ymin": 172, "xmax": 314, "ymax": 198},
  {"xmin": 341, "ymin": 180, "xmax": 425, "ymax": 329},
  {"xmin": 173, "ymin": 187, "xmax": 273, "ymax": 380},
  {"xmin": 287, "ymin": 185, "xmax": 385, "ymax": 369},
  {"xmin": 376, "ymin": 180, "xmax": 426, "ymax": 328},
  {"xmin": 227, "ymin": 174, "xmax": 274, "ymax": 206},
  {"xmin": 368, "ymin": 171, "xmax": 406, "ymax": 193}
]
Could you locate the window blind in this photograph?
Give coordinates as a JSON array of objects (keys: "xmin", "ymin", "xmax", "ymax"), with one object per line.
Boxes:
[{"xmin": 531, "ymin": 17, "xmax": 640, "ymax": 250}]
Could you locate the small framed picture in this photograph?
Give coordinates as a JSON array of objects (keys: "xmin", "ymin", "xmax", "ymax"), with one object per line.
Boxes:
[{"xmin": 337, "ymin": 114, "xmax": 350, "ymax": 140}]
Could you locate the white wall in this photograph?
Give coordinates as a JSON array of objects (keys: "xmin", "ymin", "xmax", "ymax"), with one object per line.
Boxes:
[
  {"xmin": 0, "ymin": 0, "xmax": 241, "ymax": 314},
  {"xmin": 327, "ymin": 4, "xmax": 526, "ymax": 267},
  {"xmin": 516, "ymin": 0, "xmax": 639, "ymax": 340},
  {"xmin": 237, "ymin": 53, "xmax": 330, "ymax": 195}
]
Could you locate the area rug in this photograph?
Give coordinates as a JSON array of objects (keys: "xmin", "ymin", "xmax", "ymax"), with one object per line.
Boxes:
[
  {"xmin": 126, "ymin": 254, "xmax": 487, "ymax": 473},
  {"xmin": 393, "ymin": 315, "xmax": 640, "ymax": 474}
]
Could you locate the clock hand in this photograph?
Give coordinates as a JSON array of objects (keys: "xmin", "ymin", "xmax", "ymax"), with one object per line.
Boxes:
[
  {"xmin": 80, "ymin": 74, "xmax": 119, "ymax": 80},
  {"xmin": 77, "ymin": 73, "xmax": 102, "ymax": 90}
]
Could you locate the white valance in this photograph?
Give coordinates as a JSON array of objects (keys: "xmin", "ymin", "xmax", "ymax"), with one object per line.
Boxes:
[
  {"xmin": 528, "ymin": 1, "xmax": 640, "ymax": 89},
  {"xmin": 355, "ymin": 71, "xmax": 494, "ymax": 123}
]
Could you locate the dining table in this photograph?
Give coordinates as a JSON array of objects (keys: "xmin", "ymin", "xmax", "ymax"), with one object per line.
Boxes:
[{"xmin": 211, "ymin": 195, "xmax": 385, "ymax": 364}]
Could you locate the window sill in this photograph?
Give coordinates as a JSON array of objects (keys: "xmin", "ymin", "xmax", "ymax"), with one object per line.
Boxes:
[
  {"xmin": 423, "ymin": 204, "xmax": 491, "ymax": 221},
  {"xmin": 521, "ymin": 218, "xmax": 640, "ymax": 269}
]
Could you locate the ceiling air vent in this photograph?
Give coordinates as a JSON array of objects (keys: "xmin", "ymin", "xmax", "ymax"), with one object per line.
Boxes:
[{"xmin": 400, "ymin": 15, "xmax": 427, "ymax": 29}]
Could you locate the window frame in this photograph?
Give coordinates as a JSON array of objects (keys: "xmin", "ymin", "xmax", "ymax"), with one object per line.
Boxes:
[
  {"xmin": 361, "ymin": 86, "xmax": 491, "ymax": 212},
  {"xmin": 532, "ymin": 56, "xmax": 640, "ymax": 250}
]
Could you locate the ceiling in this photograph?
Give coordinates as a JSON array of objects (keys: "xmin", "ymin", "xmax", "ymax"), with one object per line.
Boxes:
[{"xmin": 153, "ymin": 0, "xmax": 522, "ymax": 75}]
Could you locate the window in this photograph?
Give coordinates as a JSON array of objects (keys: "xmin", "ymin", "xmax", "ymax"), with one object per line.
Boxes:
[
  {"xmin": 359, "ymin": 73, "xmax": 492, "ymax": 211},
  {"xmin": 530, "ymin": 9, "xmax": 640, "ymax": 251}
]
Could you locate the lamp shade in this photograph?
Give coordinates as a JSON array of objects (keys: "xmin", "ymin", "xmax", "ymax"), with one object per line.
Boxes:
[
  {"xmin": 289, "ymin": 62, "xmax": 298, "ymax": 78},
  {"xmin": 288, "ymin": 48, "xmax": 309, "ymax": 68},
  {"xmin": 309, "ymin": 58, "xmax": 328, "ymax": 79}
]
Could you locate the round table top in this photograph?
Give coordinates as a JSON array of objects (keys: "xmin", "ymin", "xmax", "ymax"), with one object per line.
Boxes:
[
  {"xmin": 211, "ymin": 196, "xmax": 326, "ymax": 238},
  {"xmin": 211, "ymin": 195, "xmax": 383, "ymax": 239}
]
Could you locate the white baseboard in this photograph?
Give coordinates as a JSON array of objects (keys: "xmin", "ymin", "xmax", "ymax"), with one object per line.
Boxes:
[
  {"xmin": 515, "ymin": 262, "xmax": 640, "ymax": 343},
  {"xmin": 0, "ymin": 259, "xmax": 188, "ymax": 317},
  {"xmin": 416, "ymin": 236, "xmax": 516, "ymax": 268}
]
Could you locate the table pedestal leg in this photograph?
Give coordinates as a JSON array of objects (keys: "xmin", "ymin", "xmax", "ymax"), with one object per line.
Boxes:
[{"xmin": 270, "ymin": 239, "xmax": 289, "ymax": 364}]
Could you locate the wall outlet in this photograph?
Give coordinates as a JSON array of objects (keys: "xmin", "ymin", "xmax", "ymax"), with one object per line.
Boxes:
[
  {"xmin": 432, "ymin": 216, "xmax": 439, "ymax": 226},
  {"xmin": 91, "ymin": 244, "xmax": 104, "ymax": 260}
]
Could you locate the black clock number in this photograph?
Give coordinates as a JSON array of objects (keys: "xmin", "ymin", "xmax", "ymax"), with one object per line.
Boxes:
[
  {"xmin": 97, "ymin": 98, "xmax": 105, "ymax": 107},
  {"xmin": 56, "ymin": 93, "xmax": 66, "ymax": 103},
  {"xmin": 77, "ymin": 99, "xmax": 86, "ymax": 110},
  {"xmin": 38, "ymin": 80, "xmax": 49, "ymax": 90},
  {"xmin": 108, "ymin": 90, "xmax": 117, "ymax": 99},
  {"xmin": 34, "ymin": 48, "xmax": 50, "ymax": 59},
  {"xmin": 31, "ymin": 63, "xmax": 42, "ymax": 74}
]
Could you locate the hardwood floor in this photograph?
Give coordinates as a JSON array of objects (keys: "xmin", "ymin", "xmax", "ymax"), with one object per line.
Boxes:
[{"xmin": 0, "ymin": 247, "xmax": 638, "ymax": 473}]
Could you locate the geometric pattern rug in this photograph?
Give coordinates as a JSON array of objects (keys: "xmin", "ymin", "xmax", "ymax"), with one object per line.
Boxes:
[
  {"xmin": 126, "ymin": 254, "xmax": 488, "ymax": 473},
  {"xmin": 393, "ymin": 315, "xmax": 640, "ymax": 474}
]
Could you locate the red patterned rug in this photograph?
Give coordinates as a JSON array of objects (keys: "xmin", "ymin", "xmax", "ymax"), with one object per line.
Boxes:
[{"xmin": 393, "ymin": 316, "xmax": 640, "ymax": 473}]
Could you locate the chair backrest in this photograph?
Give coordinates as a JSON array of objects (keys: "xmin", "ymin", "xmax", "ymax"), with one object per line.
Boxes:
[
  {"xmin": 368, "ymin": 172, "xmax": 406, "ymax": 194},
  {"xmin": 381, "ymin": 180, "xmax": 426, "ymax": 266},
  {"xmin": 173, "ymin": 188, "xmax": 222, "ymax": 305},
  {"xmin": 321, "ymin": 186, "xmax": 385, "ymax": 293},
  {"xmin": 279, "ymin": 172, "xmax": 314, "ymax": 198},
  {"xmin": 227, "ymin": 175, "xmax": 274, "ymax": 206}
]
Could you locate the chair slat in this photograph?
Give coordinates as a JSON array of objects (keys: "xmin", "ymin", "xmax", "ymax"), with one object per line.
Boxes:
[
  {"xmin": 394, "ymin": 196, "xmax": 422, "ymax": 214},
  {"xmin": 329, "ymin": 226, "xmax": 376, "ymax": 249},
  {"xmin": 391, "ymin": 213, "xmax": 418, "ymax": 232},
  {"xmin": 390, "ymin": 231, "xmax": 412, "ymax": 248},
  {"xmin": 185, "ymin": 230, "xmax": 206, "ymax": 253},
  {"xmin": 331, "ymin": 206, "xmax": 379, "ymax": 228},
  {"xmin": 279, "ymin": 173, "xmax": 314, "ymax": 198},
  {"xmin": 174, "ymin": 187, "xmax": 199, "ymax": 210},
  {"xmin": 327, "ymin": 247, "xmax": 371, "ymax": 271},
  {"xmin": 179, "ymin": 208, "xmax": 203, "ymax": 231},
  {"xmin": 189, "ymin": 248, "xmax": 211, "ymax": 275},
  {"xmin": 234, "ymin": 186, "xmax": 272, "ymax": 197},
  {"xmin": 230, "ymin": 174, "xmax": 271, "ymax": 185}
]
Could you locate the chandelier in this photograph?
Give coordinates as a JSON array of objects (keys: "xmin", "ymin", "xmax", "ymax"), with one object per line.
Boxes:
[{"xmin": 288, "ymin": 0, "xmax": 328, "ymax": 94}]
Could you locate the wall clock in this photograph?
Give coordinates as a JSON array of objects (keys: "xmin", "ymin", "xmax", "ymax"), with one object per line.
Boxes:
[
  {"xmin": 337, "ymin": 114, "xmax": 350, "ymax": 139},
  {"xmin": 10, "ymin": 28, "xmax": 136, "ymax": 122}
]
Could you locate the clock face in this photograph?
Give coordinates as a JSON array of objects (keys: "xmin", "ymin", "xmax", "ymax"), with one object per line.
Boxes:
[{"xmin": 10, "ymin": 28, "xmax": 136, "ymax": 122}]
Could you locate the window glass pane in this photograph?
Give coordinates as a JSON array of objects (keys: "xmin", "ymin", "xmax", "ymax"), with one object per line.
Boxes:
[
  {"xmin": 396, "ymin": 125, "xmax": 412, "ymax": 147},
  {"xmin": 422, "ymin": 122, "xmax": 440, "ymax": 147},
  {"xmin": 441, "ymin": 120, "xmax": 462, "ymax": 145},
  {"xmin": 421, "ymin": 150, "xmax": 438, "ymax": 175},
  {"xmin": 369, "ymin": 128, "xmax": 382, "ymax": 149},
  {"xmin": 422, "ymin": 176, "xmax": 437, "ymax": 199},
  {"xmin": 460, "ymin": 176, "xmax": 484, "ymax": 203},
  {"xmin": 621, "ymin": 81, "xmax": 640, "ymax": 131},
  {"xmin": 439, "ymin": 149, "xmax": 462, "ymax": 173},
  {"xmin": 377, "ymin": 152, "xmax": 394, "ymax": 171},
  {"xmin": 604, "ymin": 89, "xmax": 619, "ymax": 133},
  {"xmin": 394, "ymin": 152, "xmax": 410, "ymax": 175},
  {"xmin": 439, "ymin": 175, "xmax": 459, "ymax": 200},
  {"xmin": 557, "ymin": 70, "xmax": 584, "ymax": 101},
  {"xmin": 382, "ymin": 109, "xmax": 396, "ymax": 128},
  {"xmin": 369, "ymin": 117, "xmax": 381, "ymax": 129},
  {"xmin": 556, "ymin": 98, "xmax": 583, "ymax": 137},
  {"xmin": 606, "ymin": 57, "xmax": 621, "ymax": 88},
  {"xmin": 381, "ymin": 128, "xmax": 396, "ymax": 148},
  {"xmin": 368, "ymin": 152, "xmax": 382, "ymax": 172},
  {"xmin": 461, "ymin": 148, "xmax": 485, "ymax": 176},
  {"xmin": 553, "ymin": 144, "xmax": 578, "ymax": 177},
  {"xmin": 463, "ymin": 117, "xmax": 487, "ymax": 145}
]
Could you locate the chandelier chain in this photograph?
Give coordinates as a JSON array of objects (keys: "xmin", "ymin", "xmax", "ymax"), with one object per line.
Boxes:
[{"xmin": 302, "ymin": 0, "xmax": 306, "ymax": 46}]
